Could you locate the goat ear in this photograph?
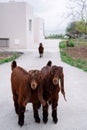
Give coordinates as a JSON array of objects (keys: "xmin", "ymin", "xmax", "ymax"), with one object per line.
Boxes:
[
  {"xmin": 29, "ymin": 70, "xmax": 33, "ymax": 75},
  {"xmin": 60, "ymin": 72, "xmax": 67, "ymax": 102}
]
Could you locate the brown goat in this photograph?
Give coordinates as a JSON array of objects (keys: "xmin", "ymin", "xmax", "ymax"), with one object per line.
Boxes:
[
  {"xmin": 38, "ymin": 43, "xmax": 44, "ymax": 57},
  {"xmin": 11, "ymin": 61, "xmax": 46, "ymax": 126},
  {"xmin": 39, "ymin": 65, "xmax": 66, "ymax": 123},
  {"xmin": 28, "ymin": 69, "xmax": 46, "ymax": 122}
]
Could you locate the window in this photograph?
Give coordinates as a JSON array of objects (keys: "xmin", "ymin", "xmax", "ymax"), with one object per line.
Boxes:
[
  {"xmin": 0, "ymin": 38, "xmax": 9, "ymax": 47},
  {"xmin": 29, "ymin": 19, "xmax": 32, "ymax": 31}
]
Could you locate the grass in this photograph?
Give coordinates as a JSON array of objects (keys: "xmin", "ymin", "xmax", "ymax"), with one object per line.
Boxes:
[
  {"xmin": 0, "ymin": 52, "xmax": 23, "ymax": 64},
  {"xmin": 59, "ymin": 39, "xmax": 87, "ymax": 71}
]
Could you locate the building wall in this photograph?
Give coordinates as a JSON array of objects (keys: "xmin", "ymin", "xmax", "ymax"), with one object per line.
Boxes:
[
  {"xmin": 0, "ymin": 2, "xmax": 27, "ymax": 49},
  {"xmin": 26, "ymin": 3, "xmax": 34, "ymax": 49},
  {"xmin": 34, "ymin": 17, "xmax": 45, "ymax": 44},
  {"xmin": 0, "ymin": 1, "xmax": 44, "ymax": 49}
]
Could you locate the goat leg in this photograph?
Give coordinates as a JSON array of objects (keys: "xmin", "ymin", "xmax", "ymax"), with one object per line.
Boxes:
[
  {"xmin": 18, "ymin": 106, "xmax": 25, "ymax": 126},
  {"xmin": 43, "ymin": 103, "xmax": 48, "ymax": 123}
]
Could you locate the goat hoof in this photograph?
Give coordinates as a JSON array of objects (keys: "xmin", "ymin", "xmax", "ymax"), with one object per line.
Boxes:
[
  {"xmin": 18, "ymin": 120, "xmax": 24, "ymax": 126},
  {"xmin": 53, "ymin": 118, "xmax": 58, "ymax": 123},
  {"xmin": 35, "ymin": 118, "xmax": 40, "ymax": 123},
  {"xmin": 43, "ymin": 118, "xmax": 48, "ymax": 123}
]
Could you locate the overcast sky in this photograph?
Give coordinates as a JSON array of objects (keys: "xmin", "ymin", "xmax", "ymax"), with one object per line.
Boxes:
[
  {"xmin": 28, "ymin": 0, "xmax": 70, "ymax": 35},
  {"xmin": 0, "ymin": 0, "xmax": 71, "ymax": 35}
]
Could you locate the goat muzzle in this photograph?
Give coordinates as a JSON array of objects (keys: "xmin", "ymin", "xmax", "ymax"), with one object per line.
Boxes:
[
  {"xmin": 53, "ymin": 77, "xmax": 59, "ymax": 85},
  {"xmin": 31, "ymin": 81, "xmax": 37, "ymax": 90}
]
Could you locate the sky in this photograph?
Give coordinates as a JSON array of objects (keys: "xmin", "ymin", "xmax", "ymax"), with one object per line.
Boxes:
[
  {"xmin": 28, "ymin": 0, "xmax": 70, "ymax": 35},
  {"xmin": 0, "ymin": 0, "xmax": 71, "ymax": 35}
]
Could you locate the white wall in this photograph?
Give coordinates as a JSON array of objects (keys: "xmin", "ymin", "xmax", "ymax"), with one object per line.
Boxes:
[
  {"xmin": 0, "ymin": 2, "xmax": 45, "ymax": 49},
  {"xmin": 34, "ymin": 17, "xmax": 45, "ymax": 44},
  {"xmin": 26, "ymin": 3, "xmax": 34, "ymax": 49},
  {"xmin": 0, "ymin": 1, "xmax": 34, "ymax": 49},
  {"xmin": 0, "ymin": 2, "xmax": 27, "ymax": 49}
]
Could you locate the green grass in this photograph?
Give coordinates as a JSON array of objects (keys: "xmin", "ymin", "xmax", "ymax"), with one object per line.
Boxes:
[
  {"xmin": 0, "ymin": 52, "xmax": 23, "ymax": 64},
  {"xmin": 59, "ymin": 39, "xmax": 87, "ymax": 72},
  {"xmin": 59, "ymin": 41, "xmax": 67, "ymax": 49}
]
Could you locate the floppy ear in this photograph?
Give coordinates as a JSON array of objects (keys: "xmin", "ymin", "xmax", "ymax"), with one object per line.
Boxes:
[{"xmin": 60, "ymin": 70, "xmax": 67, "ymax": 101}]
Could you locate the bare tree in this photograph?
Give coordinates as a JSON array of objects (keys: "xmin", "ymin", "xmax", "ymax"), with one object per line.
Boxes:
[{"xmin": 67, "ymin": 0, "xmax": 87, "ymax": 22}]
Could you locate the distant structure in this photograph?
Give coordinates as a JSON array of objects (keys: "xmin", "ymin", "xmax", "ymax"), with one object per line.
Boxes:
[{"xmin": 0, "ymin": 1, "xmax": 45, "ymax": 49}]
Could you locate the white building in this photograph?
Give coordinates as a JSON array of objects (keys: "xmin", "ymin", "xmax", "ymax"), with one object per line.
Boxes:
[
  {"xmin": 0, "ymin": 1, "xmax": 45, "ymax": 49},
  {"xmin": 34, "ymin": 17, "xmax": 45, "ymax": 44}
]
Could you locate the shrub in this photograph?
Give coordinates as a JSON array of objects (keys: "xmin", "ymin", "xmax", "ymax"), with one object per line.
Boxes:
[
  {"xmin": 66, "ymin": 40, "xmax": 75, "ymax": 47},
  {"xmin": 59, "ymin": 41, "xmax": 66, "ymax": 49}
]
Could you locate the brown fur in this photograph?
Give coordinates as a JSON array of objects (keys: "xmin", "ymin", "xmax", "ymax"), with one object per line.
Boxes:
[
  {"xmin": 38, "ymin": 43, "xmax": 44, "ymax": 57},
  {"xmin": 39, "ymin": 65, "xmax": 66, "ymax": 123},
  {"xmin": 28, "ymin": 70, "xmax": 46, "ymax": 106},
  {"xmin": 50, "ymin": 66, "xmax": 66, "ymax": 101},
  {"xmin": 11, "ymin": 61, "xmax": 31, "ymax": 126},
  {"xmin": 11, "ymin": 61, "xmax": 46, "ymax": 126},
  {"xmin": 11, "ymin": 66, "xmax": 30, "ymax": 106}
]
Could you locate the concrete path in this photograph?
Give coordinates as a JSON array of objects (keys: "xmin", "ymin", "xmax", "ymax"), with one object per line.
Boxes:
[{"xmin": 0, "ymin": 39, "xmax": 87, "ymax": 130}]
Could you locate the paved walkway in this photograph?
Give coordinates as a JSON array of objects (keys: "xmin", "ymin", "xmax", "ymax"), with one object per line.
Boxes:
[{"xmin": 0, "ymin": 39, "xmax": 87, "ymax": 130}]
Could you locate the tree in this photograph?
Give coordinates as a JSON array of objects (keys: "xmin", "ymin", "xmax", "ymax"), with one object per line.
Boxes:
[
  {"xmin": 66, "ymin": 21, "xmax": 78, "ymax": 34},
  {"xmin": 66, "ymin": 0, "xmax": 87, "ymax": 34},
  {"xmin": 67, "ymin": 0, "xmax": 87, "ymax": 22},
  {"xmin": 66, "ymin": 20, "xmax": 87, "ymax": 35},
  {"xmin": 76, "ymin": 21, "xmax": 87, "ymax": 33}
]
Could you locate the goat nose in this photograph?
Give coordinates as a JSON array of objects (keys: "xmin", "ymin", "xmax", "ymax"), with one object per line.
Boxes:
[
  {"xmin": 53, "ymin": 78, "xmax": 58, "ymax": 85},
  {"xmin": 31, "ymin": 81, "xmax": 37, "ymax": 90}
]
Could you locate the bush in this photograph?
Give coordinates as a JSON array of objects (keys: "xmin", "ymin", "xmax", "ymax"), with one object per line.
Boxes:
[
  {"xmin": 66, "ymin": 40, "xmax": 75, "ymax": 47},
  {"xmin": 59, "ymin": 41, "xmax": 66, "ymax": 49}
]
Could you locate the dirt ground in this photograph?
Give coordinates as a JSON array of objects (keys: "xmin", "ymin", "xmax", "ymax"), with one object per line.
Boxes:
[
  {"xmin": 0, "ymin": 53, "xmax": 13, "ymax": 60},
  {"xmin": 0, "ymin": 45, "xmax": 87, "ymax": 61},
  {"xmin": 64, "ymin": 46, "xmax": 87, "ymax": 61},
  {"xmin": 0, "ymin": 51, "xmax": 23, "ymax": 60}
]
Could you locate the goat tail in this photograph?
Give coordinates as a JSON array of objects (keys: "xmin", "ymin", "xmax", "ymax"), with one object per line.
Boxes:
[
  {"xmin": 11, "ymin": 60, "xmax": 17, "ymax": 71},
  {"xmin": 46, "ymin": 60, "xmax": 52, "ymax": 66}
]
